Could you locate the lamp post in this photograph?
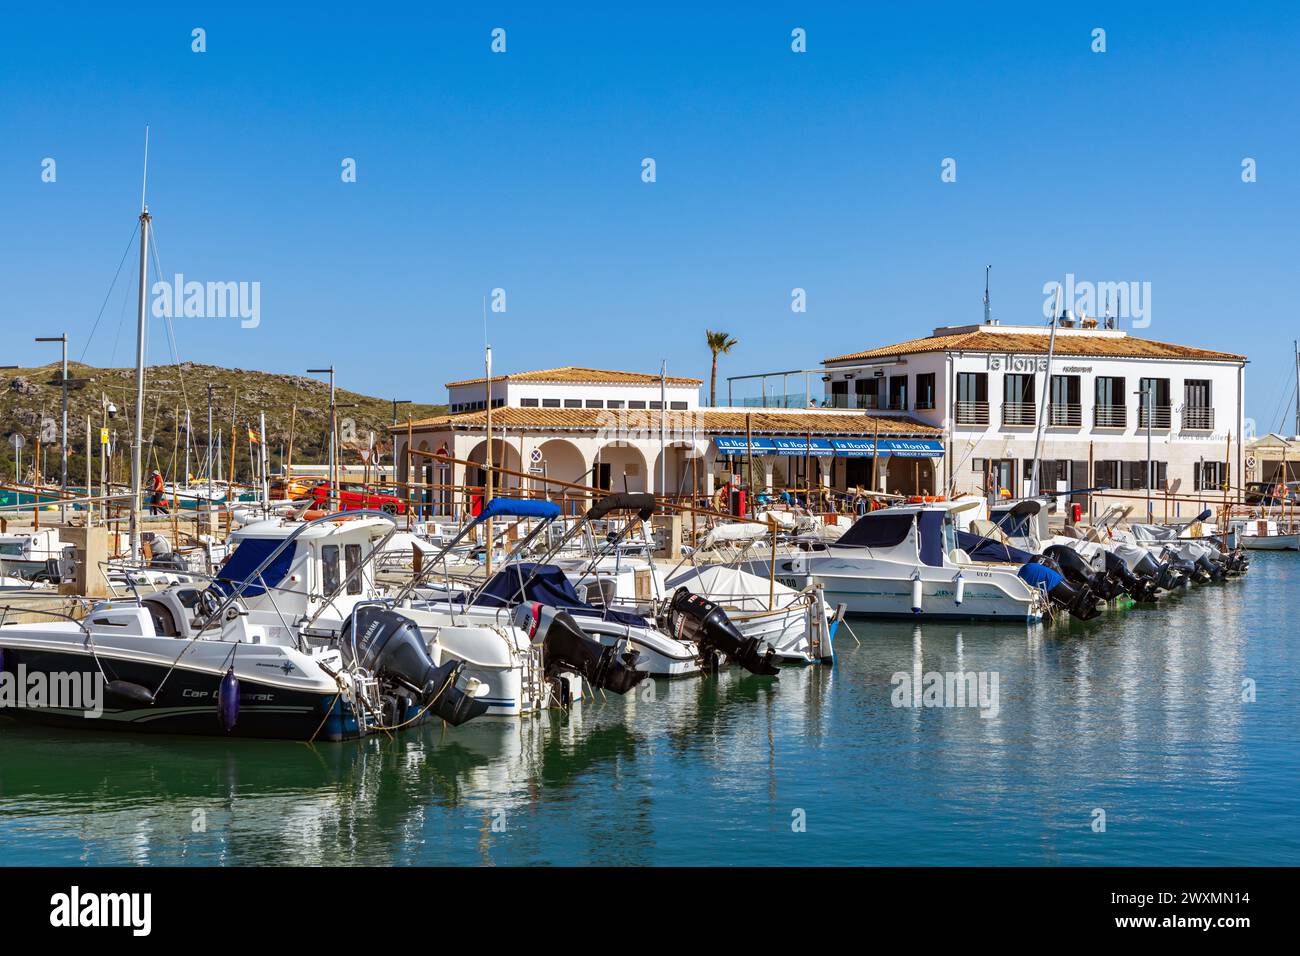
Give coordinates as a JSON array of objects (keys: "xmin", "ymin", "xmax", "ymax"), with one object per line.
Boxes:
[
  {"xmin": 391, "ymin": 399, "xmax": 411, "ymax": 426},
  {"xmin": 35, "ymin": 335, "xmax": 68, "ymax": 521},
  {"xmin": 307, "ymin": 367, "xmax": 336, "ymax": 510}
]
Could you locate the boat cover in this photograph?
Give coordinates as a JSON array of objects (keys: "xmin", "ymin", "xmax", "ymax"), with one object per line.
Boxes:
[
  {"xmin": 474, "ymin": 498, "xmax": 562, "ymax": 524},
  {"xmin": 473, "ymin": 562, "xmax": 648, "ymax": 627},
  {"xmin": 665, "ymin": 564, "xmax": 799, "ymax": 608},
  {"xmin": 1017, "ymin": 561, "xmax": 1063, "ymax": 591},
  {"xmin": 213, "ymin": 536, "xmax": 296, "ymax": 597},
  {"xmin": 956, "ymin": 530, "xmax": 1036, "ymax": 564}
]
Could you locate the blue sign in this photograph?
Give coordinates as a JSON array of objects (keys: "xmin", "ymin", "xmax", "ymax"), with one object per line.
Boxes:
[
  {"xmin": 882, "ymin": 439, "xmax": 945, "ymax": 458},
  {"xmin": 713, "ymin": 436, "xmax": 776, "ymax": 456},
  {"xmin": 771, "ymin": 436, "xmax": 835, "ymax": 456}
]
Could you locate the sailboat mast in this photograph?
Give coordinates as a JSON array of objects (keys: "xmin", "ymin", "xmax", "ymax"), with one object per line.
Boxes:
[
  {"xmin": 1294, "ymin": 339, "xmax": 1298, "ymax": 439},
  {"xmin": 128, "ymin": 205, "xmax": 151, "ymax": 560}
]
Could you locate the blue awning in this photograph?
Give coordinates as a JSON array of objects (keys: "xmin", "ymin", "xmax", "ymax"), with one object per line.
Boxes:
[
  {"xmin": 829, "ymin": 438, "xmax": 946, "ymax": 458},
  {"xmin": 473, "ymin": 498, "xmax": 562, "ymax": 524},
  {"xmin": 713, "ymin": 436, "xmax": 776, "ymax": 456},
  {"xmin": 771, "ymin": 436, "xmax": 836, "ymax": 456}
]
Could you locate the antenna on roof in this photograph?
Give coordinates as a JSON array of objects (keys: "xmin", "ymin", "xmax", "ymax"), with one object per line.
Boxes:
[{"xmin": 983, "ymin": 265, "xmax": 992, "ymax": 325}]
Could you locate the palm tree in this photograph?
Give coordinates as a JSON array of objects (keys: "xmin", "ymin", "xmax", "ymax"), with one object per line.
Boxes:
[{"xmin": 706, "ymin": 330, "xmax": 738, "ymax": 407}]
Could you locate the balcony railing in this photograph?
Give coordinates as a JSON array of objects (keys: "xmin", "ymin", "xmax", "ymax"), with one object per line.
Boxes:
[
  {"xmin": 1001, "ymin": 402, "xmax": 1036, "ymax": 426},
  {"xmin": 1137, "ymin": 405, "xmax": 1173, "ymax": 429},
  {"xmin": 1093, "ymin": 405, "xmax": 1127, "ymax": 428},
  {"xmin": 954, "ymin": 401, "xmax": 989, "ymax": 426},
  {"xmin": 1182, "ymin": 406, "xmax": 1215, "ymax": 430},
  {"xmin": 1048, "ymin": 403, "xmax": 1082, "ymax": 427}
]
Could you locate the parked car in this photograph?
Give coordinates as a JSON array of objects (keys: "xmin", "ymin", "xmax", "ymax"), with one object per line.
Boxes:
[
  {"xmin": 1244, "ymin": 480, "xmax": 1300, "ymax": 506},
  {"xmin": 308, "ymin": 482, "xmax": 406, "ymax": 515}
]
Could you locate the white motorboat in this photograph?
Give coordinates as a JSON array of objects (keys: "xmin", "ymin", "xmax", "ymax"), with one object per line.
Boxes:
[
  {"xmin": 757, "ymin": 499, "xmax": 1052, "ymax": 621},
  {"xmin": 0, "ymin": 528, "xmax": 71, "ymax": 581}
]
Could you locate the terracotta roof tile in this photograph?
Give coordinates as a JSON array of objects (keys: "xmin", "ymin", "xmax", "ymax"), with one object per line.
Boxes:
[
  {"xmin": 394, "ymin": 407, "xmax": 940, "ymax": 436},
  {"xmin": 824, "ymin": 330, "xmax": 1246, "ymax": 364},
  {"xmin": 444, "ymin": 366, "xmax": 703, "ymax": 388}
]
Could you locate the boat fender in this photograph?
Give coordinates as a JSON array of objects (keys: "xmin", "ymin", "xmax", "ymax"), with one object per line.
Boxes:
[
  {"xmin": 953, "ymin": 572, "xmax": 965, "ymax": 606},
  {"xmin": 218, "ymin": 667, "xmax": 240, "ymax": 731},
  {"xmin": 106, "ymin": 680, "xmax": 156, "ymax": 706},
  {"xmin": 911, "ymin": 573, "xmax": 923, "ymax": 614}
]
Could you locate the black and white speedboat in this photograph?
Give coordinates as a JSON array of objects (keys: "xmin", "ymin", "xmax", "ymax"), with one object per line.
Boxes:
[{"xmin": 0, "ymin": 511, "xmax": 490, "ymax": 740}]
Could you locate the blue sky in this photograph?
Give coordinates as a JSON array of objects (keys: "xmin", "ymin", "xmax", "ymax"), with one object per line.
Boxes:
[{"xmin": 2, "ymin": 2, "xmax": 1297, "ymax": 427}]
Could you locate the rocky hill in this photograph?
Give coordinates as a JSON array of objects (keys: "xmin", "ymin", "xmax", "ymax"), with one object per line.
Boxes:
[{"xmin": 0, "ymin": 362, "xmax": 444, "ymax": 486}]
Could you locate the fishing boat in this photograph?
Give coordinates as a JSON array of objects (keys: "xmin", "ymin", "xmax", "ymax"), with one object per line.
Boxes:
[{"xmin": 1228, "ymin": 517, "xmax": 1299, "ymax": 550}]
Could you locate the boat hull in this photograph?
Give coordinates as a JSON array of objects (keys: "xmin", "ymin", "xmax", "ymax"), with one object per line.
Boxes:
[
  {"xmin": 0, "ymin": 646, "xmax": 361, "ymax": 741},
  {"xmin": 1240, "ymin": 534, "xmax": 1300, "ymax": 551}
]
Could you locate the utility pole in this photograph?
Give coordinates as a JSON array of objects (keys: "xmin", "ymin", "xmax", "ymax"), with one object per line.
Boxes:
[
  {"xmin": 307, "ymin": 367, "xmax": 336, "ymax": 510},
  {"xmin": 35, "ymin": 334, "xmax": 69, "ymax": 522}
]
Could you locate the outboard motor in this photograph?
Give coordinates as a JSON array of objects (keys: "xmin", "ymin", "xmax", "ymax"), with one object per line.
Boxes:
[
  {"xmin": 1043, "ymin": 545, "xmax": 1124, "ymax": 601},
  {"xmin": 1194, "ymin": 551, "xmax": 1226, "ymax": 582},
  {"xmin": 668, "ymin": 589, "xmax": 779, "ymax": 676},
  {"xmin": 1018, "ymin": 560, "xmax": 1101, "ymax": 621},
  {"xmin": 1101, "ymin": 551, "xmax": 1160, "ymax": 602},
  {"xmin": 521, "ymin": 604, "xmax": 646, "ymax": 694},
  {"xmin": 341, "ymin": 606, "xmax": 489, "ymax": 726},
  {"xmin": 1158, "ymin": 547, "xmax": 1202, "ymax": 586}
]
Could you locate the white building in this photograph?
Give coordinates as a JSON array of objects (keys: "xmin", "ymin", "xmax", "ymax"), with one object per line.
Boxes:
[
  {"xmin": 816, "ymin": 320, "xmax": 1246, "ymax": 519},
  {"xmin": 394, "ymin": 366, "xmax": 944, "ymax": 517}
]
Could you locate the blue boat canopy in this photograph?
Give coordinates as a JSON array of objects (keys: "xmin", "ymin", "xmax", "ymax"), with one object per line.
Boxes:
[
  {"xmin": 473, "ymin": 498, "xmax": 562, "ymax": 524},
  {"xmin": 213, "ymin": 536, "xmax": 296, "ymax": 598}
]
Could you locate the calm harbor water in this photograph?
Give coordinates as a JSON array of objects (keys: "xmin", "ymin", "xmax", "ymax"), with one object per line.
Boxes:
[{"xmin": 2, "ymin": 552, "xmax": 1297, "ymax": 866}]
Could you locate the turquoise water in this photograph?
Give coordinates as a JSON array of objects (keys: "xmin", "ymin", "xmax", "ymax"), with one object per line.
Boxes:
[{"xmin": 2, "ymin": 552, "xmax": 1297, "ymax": 866}]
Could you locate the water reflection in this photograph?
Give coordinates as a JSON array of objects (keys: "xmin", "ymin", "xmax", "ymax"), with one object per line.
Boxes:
[{"xmin": 0, "ymin": 557, "xmax": 1294, "ymax": 865}]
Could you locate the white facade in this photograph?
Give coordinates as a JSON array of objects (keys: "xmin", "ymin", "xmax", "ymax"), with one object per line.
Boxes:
[{"xmin": 821, "ymin": 323, "xmax": 1247, "ymax": 519}]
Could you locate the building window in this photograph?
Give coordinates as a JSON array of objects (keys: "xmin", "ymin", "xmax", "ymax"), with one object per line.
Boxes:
[
  {"xmin": 1105, "ymin": 460, "xmax": 1166, "ymax": 490},
  {"xmin": 915, "ymin": 373, "xmax": 935, "ymax": 409},
  {"xmin": 1195, "ymin": 460, "xmax": 1225, "ymax": 491},
  {"xmin": 585, "ymin": 399, "xmax": 604, "ymax": 408},
  {"xmin": 649, "ymin": 401, "xmax": 664, "ymax": 410},
  {"xmin": 887, "ymin": 375, "xmax": 908, "ymax": 411},
  {"xmin": 956, "ymin": 372, "xmax": 988, "ymax": 424},
  {"xmin": 1049, "ymin": 374, "xmax": 1081, "ymax": 426},
  {"xmin": 1003, "ymin": 374, "xmax": 1035, "ymax": 425},
  {"xmin": 520, "ymin": 398, "xmax": 539, "ymax": 407},
  {"xmin": 1184, "ymin": 379, "xmax": 1213, "ymax": 429},
  {"xmin": 564, "ymin": 399, "xmax": 582, "ymax": 408},
  {"xmin": 1094, "ymin": 377, "xmax": 1126, "ymax": 427},
  {"xmin": 1138, "ymin": 378, "xmax": 1172, "ymax": 429},
  {"xmin": 670, "ymin": 401, "xmax": 688, "ymax": 410},
  {"xmin": 606, "ymin": 400, "xmax": 625, "ymax": 409},
  {"xmin": 857, "ymin": 377, "xmax": 882, "ymax": 410},
  {"xmin": 830, "ymin": 380, "xmax": 849, "ymax": 409},
  {"xmin": 1022, "ymin": 459, "xmax": 1072, "ymax": 489},
  {"xmin": 629, "ymin": 400, "xmax": 646, "ymax": 409},
  {"xmin": 542, "ymin": 398, "xmax": 561, "ymax": 408}
]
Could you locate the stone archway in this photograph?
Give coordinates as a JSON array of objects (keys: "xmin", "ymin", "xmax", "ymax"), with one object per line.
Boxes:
[{"xmin": 593, "ymin": 441, "xmax": 649, "ymax": 493}]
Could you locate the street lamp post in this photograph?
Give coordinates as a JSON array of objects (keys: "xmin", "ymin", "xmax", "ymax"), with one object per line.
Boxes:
[
  {"xmin": 391, "ymin": 398, "xmax": 412, "ymax": 426},
  {"xmin": 307, "ymin": 367, "xmax": 336, "ymax": 510},
  {"xmin": 35, "ymin": 335, "xmax": 68, "ymax": 522}
]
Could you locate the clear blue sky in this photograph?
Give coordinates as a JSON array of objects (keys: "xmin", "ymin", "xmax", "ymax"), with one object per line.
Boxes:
[{"xmin": 2, "ymin": 2, "xmax": 1297, "ymax": 429}]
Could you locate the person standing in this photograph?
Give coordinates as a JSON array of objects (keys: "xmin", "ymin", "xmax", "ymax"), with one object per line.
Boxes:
[{"xmin": 149, "ymin": 468, "xmax": 167, "ymax": 515}]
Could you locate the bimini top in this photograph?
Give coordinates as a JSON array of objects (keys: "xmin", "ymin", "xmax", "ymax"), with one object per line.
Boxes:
[
  {"xmin": 213, "ymin": 536, "xmax": 296, "ymax": 597},
  {"xmin": 473, "ymin": 498, "xmax": 562, "ymax": 524},
  {"xmin": 472, "ymin": 562, "xmax": 647, "ymax": 627}
]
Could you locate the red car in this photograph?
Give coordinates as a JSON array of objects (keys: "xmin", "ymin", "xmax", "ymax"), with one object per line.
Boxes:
[{"xmin": 308, "ymin": 482, "xmax": 407, "ymax": 515}]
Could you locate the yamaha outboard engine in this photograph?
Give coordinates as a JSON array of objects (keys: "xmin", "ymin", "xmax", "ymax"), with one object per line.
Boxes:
[
  {"xmin": 1043, "ymin": 545, "xmax": 1124, "ymax": 601},
  {"xmin": 341, "ymin": 606, "xmax": 489, "ymax": 726},
  {"xmin": 522, "ymin": 604, "xmax": 646, "ymax": 694},
  {"xmin": 1018, "ymin": 560, "xmax": 1101, "ymax": 621},
  {"xmin": 668, "ymin": 589, "xmax": 779, "ymax": 676},
  {"xmin": 1101, "ymin": 551, "xmax": 1160, "ymax": 602}
]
